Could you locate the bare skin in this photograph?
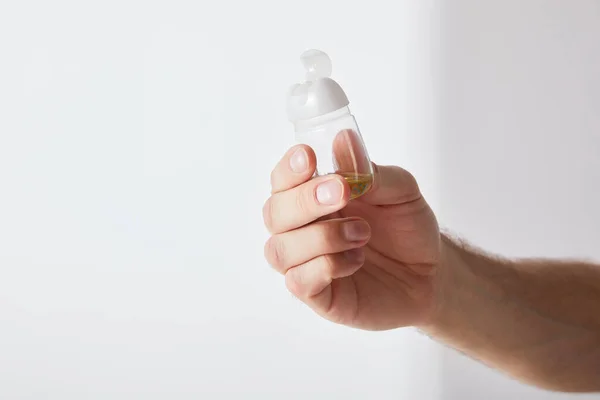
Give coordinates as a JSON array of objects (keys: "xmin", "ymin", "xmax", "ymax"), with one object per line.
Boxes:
[{"xmin": 262, "ymin": 144, "xmax": 600, "ymax": 392}]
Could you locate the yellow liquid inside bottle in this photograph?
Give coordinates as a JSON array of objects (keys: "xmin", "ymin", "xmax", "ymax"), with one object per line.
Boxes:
[{"xmin": 337, "ymin": 172, "xmax": 374, "ymax": 199}]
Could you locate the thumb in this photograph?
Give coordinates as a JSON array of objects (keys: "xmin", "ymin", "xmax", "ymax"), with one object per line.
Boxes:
[
  {"xmin": 359, "ymin": 163, "xmax": 422, "ymax": 206},
  {"xmin": 329, "ymin": 129, "xmax": 421, "ymax": 205}
]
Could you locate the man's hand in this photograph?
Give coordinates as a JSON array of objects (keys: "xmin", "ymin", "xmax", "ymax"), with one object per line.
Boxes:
[
  {"xmin": 262, "ymin": 145, "xmax": 600, "ymax": 393},
  {"xmin": 262, "ymin": 144, "xmax": 440, "ymax": 330}
]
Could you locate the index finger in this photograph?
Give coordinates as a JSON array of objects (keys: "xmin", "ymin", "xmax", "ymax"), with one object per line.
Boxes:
[{"xmin": 270, "ymin": 144, "xmax": 317, "ymax": 194}]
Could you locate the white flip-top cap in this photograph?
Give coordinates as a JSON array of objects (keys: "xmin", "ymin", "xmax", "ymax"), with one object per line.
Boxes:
[{"xmin": 286, "ymin": 49, "xmax": 350, "ymax": 123}]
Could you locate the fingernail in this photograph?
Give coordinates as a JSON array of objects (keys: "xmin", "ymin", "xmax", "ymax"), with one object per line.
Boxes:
[
  {"xmin": 289, "ymin": 148, "xmax": 307, "ymax": 173},
  {"xmin": 342, "ymin": 220, "xmax": 370, "ymax": 241},
  {"xmin": 316, "ymin": 179, "xmax": 343, "ymax": 205},
  {"xmin": 344, "ymin": 248, "xmax": 365, "ymax": 263}
]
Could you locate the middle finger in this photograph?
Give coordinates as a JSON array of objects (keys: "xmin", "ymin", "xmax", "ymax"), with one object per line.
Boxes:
[{"xmin": 265, "ymin": 217, "xmax": 371, "ymax": 273}]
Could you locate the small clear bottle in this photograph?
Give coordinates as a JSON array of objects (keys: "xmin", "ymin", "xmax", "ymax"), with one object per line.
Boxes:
[{"xmin": 286, "ymin": 49, "xmax": 374, "ymax": 200}]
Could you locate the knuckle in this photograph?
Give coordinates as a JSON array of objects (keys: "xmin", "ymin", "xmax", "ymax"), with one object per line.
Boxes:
[
  {"xmin": 269, "ymin": 169, "xmax": 278, "ymax": 192},
  {"xmin": 264, "ymin": 235, "xmax": 287, "ymax": 271},
  {"xmin": 294, "ymin": 188, "xmax": 309, "ymax": 216},
  {"xmin": 405, "ymin": 170, "xmax": 419, "ymax": 190},
  {"xmin": 284, "ymin": 271, "xmax": 302, "ymax": 298},
  {"xmin": 397, "ymin": 167, "xmax": 420, "ymax": 194},
  {"xmin": 262, "ymin": 197, "xmax": 275, "ymax": 232},
  {"xmin": 285, "ymin": 266, "xmax": 312, "ymax": 299},
  {"xmin": 285, "ymin": 269, "xmax": 300, "ymax": 296}
]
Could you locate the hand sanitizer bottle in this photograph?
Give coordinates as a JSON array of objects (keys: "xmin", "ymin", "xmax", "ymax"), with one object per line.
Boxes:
[{"xmin": 286, "ymin": 49, "xmax": 374, "ymax": 199}]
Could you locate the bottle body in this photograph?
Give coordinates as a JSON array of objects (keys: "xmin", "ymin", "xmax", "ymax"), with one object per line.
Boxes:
[{"xmin": 295, "ymin": 107, "xmax": 374, "ymax": 199}]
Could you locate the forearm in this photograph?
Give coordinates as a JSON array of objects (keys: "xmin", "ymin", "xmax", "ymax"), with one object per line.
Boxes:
[{"xmin": 422, "ymin": 234, "xmax": 600, "ymax": 392}]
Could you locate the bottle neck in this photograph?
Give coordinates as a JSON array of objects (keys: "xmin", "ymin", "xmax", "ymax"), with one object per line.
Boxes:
[{"xmin": 294, "ymin": 106, "xmax": 351, "ymax": 133}]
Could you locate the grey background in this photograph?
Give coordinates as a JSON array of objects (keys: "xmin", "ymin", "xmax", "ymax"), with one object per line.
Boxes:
[{"xmin": 439, "ymin": 0, "xmax": 600, "ymax": 398}]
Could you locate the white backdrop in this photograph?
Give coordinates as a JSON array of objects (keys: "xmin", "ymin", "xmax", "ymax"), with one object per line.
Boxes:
[
  {"xmin": 3, "ymin": 0, "xmax": 599, "ymax": 398},
  {"xmin": 0, "ymin": 1, "xmax": 441, "ymax": 399}
]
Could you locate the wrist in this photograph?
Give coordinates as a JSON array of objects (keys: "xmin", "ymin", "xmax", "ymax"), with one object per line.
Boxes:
[
  {"xmin": 418, "ymin": 233, "xmax": 469, "ymax": 332},
  {"xmin": 418, "ymin": 233, "xmax": 504, "ymax": 336},
  {"xmin": 417, "ymin": 234, "xmax": 600, "ymax": 392}
]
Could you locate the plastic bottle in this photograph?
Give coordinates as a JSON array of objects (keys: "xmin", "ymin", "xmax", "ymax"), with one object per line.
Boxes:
[{"xmin": 286, "ymin": 49, "xmax": 374, "ymax": 200}]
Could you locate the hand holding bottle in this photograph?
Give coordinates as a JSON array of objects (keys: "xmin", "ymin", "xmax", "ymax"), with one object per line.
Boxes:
[
  {"xmin": 262, "ymin": 144, "xmax": 441, "ymax": 330},
  {"xmin": 267, "ymin": 49, "xmax": 440, "ymax": 329}
]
